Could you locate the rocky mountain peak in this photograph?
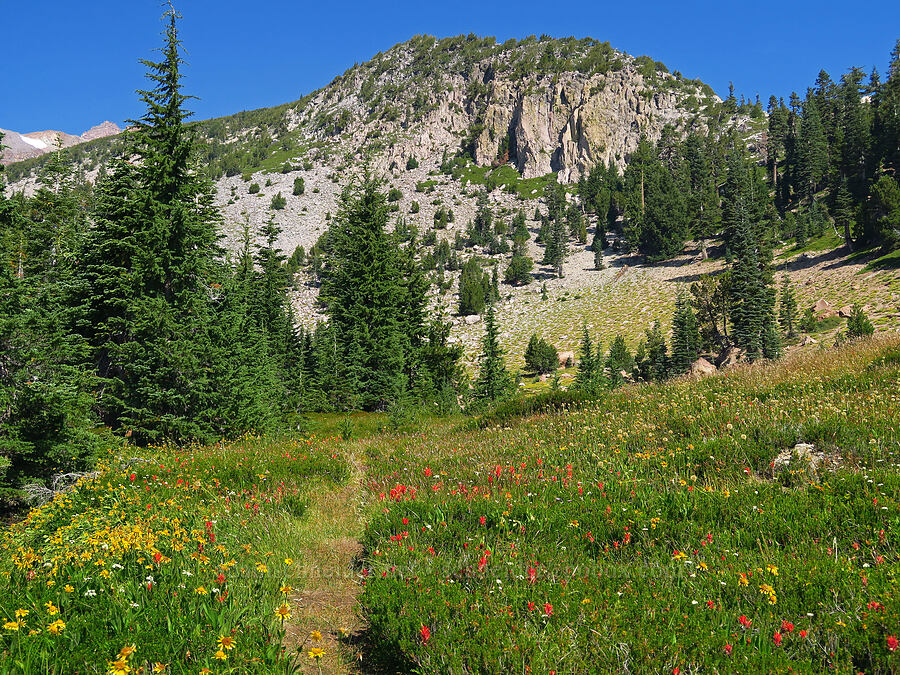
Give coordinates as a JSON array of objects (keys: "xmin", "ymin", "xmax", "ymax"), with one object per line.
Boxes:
[{"xmin": 1, "ymin": 121, "xmax": 121, "ymax": 164}]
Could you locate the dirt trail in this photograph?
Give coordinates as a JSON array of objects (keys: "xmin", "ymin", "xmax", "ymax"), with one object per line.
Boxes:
[{"xmin": 283, "ymin": 444, "xmax": 370, "ymax": 674}]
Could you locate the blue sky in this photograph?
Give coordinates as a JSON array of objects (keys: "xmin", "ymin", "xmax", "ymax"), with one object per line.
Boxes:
[{"xmin": 2, "ymin": 1, "xmax": 898, "ymax": 135}]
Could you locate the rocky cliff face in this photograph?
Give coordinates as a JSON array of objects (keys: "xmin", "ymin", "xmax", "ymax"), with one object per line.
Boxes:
[
  {"xmin": 472, "ymin": 68, "xmax": 696, "ymax": 181},
  {"xmin": 288, "ymin": 36, "xmax": 718, "ymax": 183}
]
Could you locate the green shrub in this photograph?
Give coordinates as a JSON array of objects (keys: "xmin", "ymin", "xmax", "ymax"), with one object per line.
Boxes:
[
  {"xmin": 474, "ymin": 388, "xmax": 593, "ymax": 427},
  {"xmin": 524, "ymin": 334, "xmax": 559, "ymax": 374},
  {"xmin": 270, "ymin": 192, "xmax": 287, "ymax": 210},
  {"xmin": 292, "ymin": 176, "xmax": 305, "ymax": 196},
  {"xmin": 847, "ymin": 304, "xmax": 874, "ymax": 339},
  {"xmin": 248, "ymin": 182, "xmax": 260, "ymax": 194}
]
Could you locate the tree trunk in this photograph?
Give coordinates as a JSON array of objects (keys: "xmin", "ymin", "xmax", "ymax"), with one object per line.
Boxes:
[{"xmin": 844, "ymin": 221, "xmax": 854, "ymax": 251}]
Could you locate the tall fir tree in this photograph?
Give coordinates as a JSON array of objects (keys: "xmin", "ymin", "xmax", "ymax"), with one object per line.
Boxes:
[
  {"xmin": 729, "ymin": 205, "xmax": 780, "ymax": 361},
  {"xmin": 542, "ymin": 213, "xmax": 568, "ymax": 277},
  {"xmin": 319, "ymin": 174, "xmax": 406, "ymax": 410},
  {"xmin": 670, "ymin": 291, "xmax": 700, "ymax": 374},
  {"xmin": 72, "ymin": 9, "xmax": 239, "ymax": 442},
  {"xmin": 605, "ymin": 335, "xmax": 634, "ymax": 389},
  {"xmin": 778, "ymin": 276, "xmax": 798, "ymax": 338},
  {"xmin": 459, "ymin": 257, "xmax": 488, "ymax": 315},
  {"xmin": 473, "ymin": 305, "xmax": 514, "ymax": 404},
  {"xmin": 504, "ymin": 240, "xmax": 534, "ymax": 286},
  {"xmin": 797, "ymin": 96, "xmax": 829, "ymax": 200},
  {"xmin": 635, "ymin": 321, "xmax": 668, "ymax": 382},
  {"xmin": 574, "ymin": 325, "xmax": 599, "ymax": 393}
]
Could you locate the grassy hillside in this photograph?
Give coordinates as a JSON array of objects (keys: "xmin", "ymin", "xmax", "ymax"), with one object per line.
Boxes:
[
  {"xmin": 360, "ymin": 336, "xmax": 900, "ymax": 673},
  {"xmin": 2, "ymin": 336, "xmax": 899, "ymax": 672}
]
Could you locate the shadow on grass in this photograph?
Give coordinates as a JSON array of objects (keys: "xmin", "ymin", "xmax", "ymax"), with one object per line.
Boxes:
[{"xmin": 865, "ymin": 249, "xmax": 900, "ymax": 271}]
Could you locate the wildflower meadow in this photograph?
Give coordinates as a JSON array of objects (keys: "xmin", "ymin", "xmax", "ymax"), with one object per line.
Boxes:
[
  {"xmin": 359, "ymin": 337, "xmax": 900, "ymax": 673},
  {"xmin": 0, "ymin": 435, "xmax": 348, "ymax": 673},
  {"xmin": 1, "ymin": 337, "xmax": 899, "ymax": 673}
]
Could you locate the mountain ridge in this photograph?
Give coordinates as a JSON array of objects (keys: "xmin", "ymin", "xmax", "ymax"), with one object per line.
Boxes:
[
  {"xmin": 0, "ymin": 121, "xmax": 121, "ymax": 164},
  {"xmin": 4, "ymin": 34, "xmax": 736, "ymax": 182}
]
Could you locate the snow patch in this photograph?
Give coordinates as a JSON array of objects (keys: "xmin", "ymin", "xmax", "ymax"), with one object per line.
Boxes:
[{"xmin": 20, "ymin": 135, "xmax": 47, "ymax": 150}]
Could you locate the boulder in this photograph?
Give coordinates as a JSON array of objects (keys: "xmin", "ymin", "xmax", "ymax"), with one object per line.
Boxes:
[
  {"xmin": 813, "ymin": 299, "xmax": 833, "ymax": 314},
  {"xmin": 558, "ymin": 350, "xmax": 575, "ymax": 368},
  {"xmin": 799, "ymin": 335, "xmax": 818, "ymax": 346},
  {"xmin": 463, "ymin": 314, "xmax": 481, "ymax": 325},
  {"xmin": 715, "ymin": 345, "xmax": 744, "ymax": 369},
  {"xmin": 771, "ymin": 442, "xmax": 839, "ymax": 480},
  {"xmin": 690, "ymin": 357, "xmax": 717, "ymax": 376},
  {"xmin": 838, "ymin": 305, "xmax": 854, "ymax": 318}
]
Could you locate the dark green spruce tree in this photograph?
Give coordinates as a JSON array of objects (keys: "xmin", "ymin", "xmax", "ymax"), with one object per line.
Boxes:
[
  {"xmin": 574, "ymin": 325, "xmax": 601, "ymax": 394},
  {"xmin": 319, "ymin": 174, "xmax": 406, "ymax": 410},
  {"xmin": 473, "ymin": 305, "xmax": 514, "ymax": 404},
  {"xmin": 73, "ymin": 9, "xmax": 274, "ymax": 442},
  {"xmin": 635, "ymin": 321, "xmax": 668, "ymax": 382},
  {"xmin": 459, "ymin": 257, "xmax": 488, "ymax": 315},
  {"xmin": 729, "ymin": 204, "xmax": 781, "ymax": 361},
  {"xmin": 504, "ymin": 240, "xmax": 534, "ymax": 286},
  {"xmin": 778, "ymin": 276, "xmax": 798, "ymax": 339},
  {"xmin": 605, "ymin": 335, "xmax": 634, "ymax": 389},
  {"xmin": 669, "ymin": 291, "xmax": 700, "ymax": 374}
]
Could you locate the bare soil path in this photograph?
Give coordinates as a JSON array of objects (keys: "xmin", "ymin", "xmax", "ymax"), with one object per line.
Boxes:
[{"xmin": 283, "ymin": 443, "xmax": 371, "ymax": 674}]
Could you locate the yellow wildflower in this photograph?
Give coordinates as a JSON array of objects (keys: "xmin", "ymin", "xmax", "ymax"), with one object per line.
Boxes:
[
  {"xmin": 310, "ymin": 630, "xmax": 323, "ymax": 642},
  {"xmin": 14, "ymin": 609, "xmax": 29, "ymax": 618},
  {"xmin": 280, "ymin": 585, "xmax": 293, "ymax": 594},
  {"xmin": 45, "ymin": 601, "xmax": 59, "ymax": 615},
  {"xmin": 118, "ymin": 645, "xmax": 137, "ymax": 660},
  {"xmin": 64, "ymin": 585, "xmax": 74, "ymax": 593},
  {"xmin": 308, "ymin": 648, "xmax": 325, "ymax": 660},
  {"xmin": 284, "ymin": 558, "xmax": 293, "ymax": 566},
  {"xmin": 766, "ymin": 564, "xmax": 779, "ymax": 576},
  {"xmin": 256, "ymin": 563, "xmax": 268, "ymax": 574},
  {"xmin": 4, "ymin": 621, "xmax": 21, "ymax": 631},
  {"xmin": 274, "ymin": 603, "xmax": 291, "ymax": 621},
  {"xmin": 194, "ymin": 586, "xmax": 207, "ymax": 595},
  {"xmin": 47, "ymin": 619, "xmax": 66, "ymax": 635},
  {"xmin": 213, "ymin": 649, "xmax": 227, "ymax": 661},
  {"xmin": 107, "ymin": 659, "xmax": 131, "ymax": 675},
  {"xmin": 153, "ymin": 664, "xmax": 167, "ymax": 674},
  {"xmin": 217, "ymin": 635, "xmax": 236, "ymax": 651}
]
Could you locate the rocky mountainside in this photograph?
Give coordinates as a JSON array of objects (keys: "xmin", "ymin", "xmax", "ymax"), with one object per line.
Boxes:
[
  {"xmin": 14, "ymin": 35, "xmax": 891, "ymax": 372},
  {"xmin": 289, "ymin": 35, "xmax": 719, "ymax": 180},
  {"xmin": 6, "ymin": 36, "xmax": 723, "ymax": 182},
  {"xmin": 0, "ymin": 121, "xmax": 120, "ymax": 164}
]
